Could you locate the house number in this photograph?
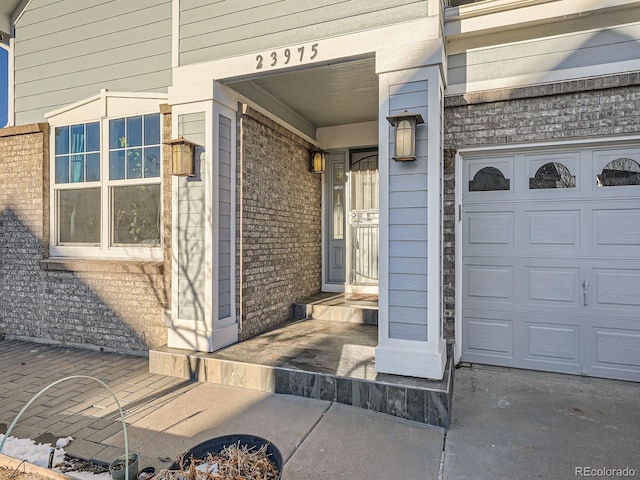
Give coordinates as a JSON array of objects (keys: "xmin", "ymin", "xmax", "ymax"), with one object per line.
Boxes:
[{"xmin": 256, "ymin": 43, "xmax": 319, "ymax": 70}]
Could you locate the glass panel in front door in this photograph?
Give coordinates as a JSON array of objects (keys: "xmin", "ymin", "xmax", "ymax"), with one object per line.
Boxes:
[
  {"xmin": 327, "ymin": 153, "xmax": 346, "ymax": 283},
  {"xmin": 349, "ymin": 149, "xmax": 379, "ymax": 285}
]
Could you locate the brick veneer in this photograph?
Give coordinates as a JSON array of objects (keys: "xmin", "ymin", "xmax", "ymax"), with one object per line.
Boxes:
[
  {"xmin": 0, "ymin": 116, "xmax": 173, "ymax": 354},
  {"xmin": 442, "ymin": 73, "xmax": 640, "ymax": 343},
  {"xmin": 238, "ymin": 107, "xmax": 322, "ymax": 340}
]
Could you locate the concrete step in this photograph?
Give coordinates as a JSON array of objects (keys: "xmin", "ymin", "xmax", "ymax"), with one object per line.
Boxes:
[
  {"xmin": 293, "ymin": 294, "xmax": 378, "ymax": 325},
  {"xmin": 149, "ymin": 345, "xmax": 453, "ymax": 429}
]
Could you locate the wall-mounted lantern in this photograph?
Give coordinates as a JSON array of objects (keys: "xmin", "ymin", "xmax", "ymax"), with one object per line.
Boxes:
[
  {"xmin": 310, "ymin": 150, "xmax": 326, "ymax": 174},
  {"xmin": 167, "ymin": 136, "xmax": 198, "ymax": 176},
  {"xmin": 386, "ymin": 111, "xmax": 425, "ymax": 162}
]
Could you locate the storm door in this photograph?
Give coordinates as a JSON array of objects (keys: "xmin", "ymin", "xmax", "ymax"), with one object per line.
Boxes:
[{"xmin": 348, "ymin": 149, "xmax": 379, "ymax": 287}]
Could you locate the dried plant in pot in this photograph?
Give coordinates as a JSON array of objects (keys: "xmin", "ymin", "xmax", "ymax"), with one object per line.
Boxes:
[{"xmin": 109, "ymin": 453, "xmax": 138, "ymax": 480}]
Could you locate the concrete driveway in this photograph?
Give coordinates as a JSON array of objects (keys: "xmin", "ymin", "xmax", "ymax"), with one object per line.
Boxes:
[{"xmin": 442, "ymin": 365, "xmax": 640, "ymax": 480}]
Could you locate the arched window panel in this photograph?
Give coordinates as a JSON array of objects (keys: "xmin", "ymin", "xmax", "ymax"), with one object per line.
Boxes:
[
  {"xmin": 529, "ymin": 162, "xmax": 576, "ymax": 189},
  {"xmin": 469, "ymin": 166, "xmax": 511, "ymax": 192},
  {"xmin": 597, "ymin": 158, "xmax": 640, "ymax": 186}
]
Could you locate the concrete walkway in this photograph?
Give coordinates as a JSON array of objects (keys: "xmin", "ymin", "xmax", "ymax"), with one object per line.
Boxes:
[
  {"xmin": 0, "ymin": 340, "xmax": 638, "ymax": 479},
  {"xmin": 0, "ymin": 341, "xmax": 443, "ymax": 480}
]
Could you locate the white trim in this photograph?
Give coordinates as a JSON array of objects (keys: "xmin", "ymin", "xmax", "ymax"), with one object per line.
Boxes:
[
  {"xmin": 454, "ymin": 151, "xmax": 463, "ymax": 364},
  {"xmin": 205, "ymin": 102, "xmax": 214, "ymax": 337},
  {"xmin": 444, "ymin": 0, "xmax": 638, "ymax": 35},
  {"xmin": 211, "ymin": 101, "xmax": 239, "ymax": 346},
  {"xmin": 316, "ymin": 122, "xmax": 378, "ymax": 150},
  {"xmin": 426, "ymin": 66, "xmax": 444, "ymax": 359},
  {"xmin": 11, "ymin": 0, "xmax": 32, "ymax": 27},
  {"xmin": 445, "ymin": 59, "xmax": 640, "ymax": 97},
  {"xmin": 445, "ymin": 0, "xmax": 557, "ymax": 21},
  {"xmin": 171, "ymin": 0, "xmax": 179, "ymax": 69},
  {"xmin": 170, "ymin": 18, "xmax": 439, "ymax": 100},
  {"xmin": 456, "ymin": 134, "xmax": 640, "ymax": 157},
  {"xmin": 376, "ymin": 341, "xmax": 446, "ymax": 379},
  {"xmin": 45, "ymin": 90, "xmax": 168, "ymax": 124},
  {"xmin": 321, "ymin": 158, "xmax": 328, "ymax": 291},
  {"xmin": 377, "ymin": 71, "xmax": 390, "ymax": 363},
  {"xmin": 47, "ymin": 99, "xmax": 165, "ymax": 261},
  {"xmin": 170, "ymin": 111, "xmax": 179, "ymax": 348}
]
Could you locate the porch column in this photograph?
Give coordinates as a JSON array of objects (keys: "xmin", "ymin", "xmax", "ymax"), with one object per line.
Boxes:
[
  {"xmin": 166, "ymin": 80, "xmax": 239, "ymax": 352},
  {"xmin": 375, "ymin": 50, "xmax": 446, "ymax": 379}
]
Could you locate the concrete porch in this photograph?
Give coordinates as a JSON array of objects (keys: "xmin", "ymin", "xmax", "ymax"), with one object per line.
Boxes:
[{"xmin": 150, "ymin": 294, "xmax": 453, "ymax": 429}]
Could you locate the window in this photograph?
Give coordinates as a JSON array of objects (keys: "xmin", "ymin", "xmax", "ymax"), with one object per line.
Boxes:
[
  {"xmin": 596, "ymin": 158, "xmax": 640, "ymax": 186},
  {"xmin": 469, "ymin": 166, "xmax": 510, "ymax": 191},
  {"xmin": 529, "ymin": 162, "xmax": 576, "ymax": 189},
  {"xmin": 0, "ymin": 45, "xmax": 8, "ymax": 128},
  {"xmin": 51, "ymin": 112, "xmax": 162, "ymax": 257}
]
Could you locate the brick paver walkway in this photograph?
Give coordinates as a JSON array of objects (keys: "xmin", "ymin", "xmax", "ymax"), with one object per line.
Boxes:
[{"xmin": 0, "ymin": 340, "xmax": 197, "ymax": 466}]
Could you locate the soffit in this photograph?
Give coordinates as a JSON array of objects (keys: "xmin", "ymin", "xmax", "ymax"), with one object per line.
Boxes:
[
  {"xmin": 227, "ymin": 57, "xmax": 379, "ymax": 129},
  {"xmin": 1, "ymin": 0, "xmax": 23, "ymax": 32}
]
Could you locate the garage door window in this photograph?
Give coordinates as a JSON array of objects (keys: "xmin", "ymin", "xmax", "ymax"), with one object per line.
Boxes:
[
  {"xmin": 529, "ymin": 162, "xmax": 575, "ymax": 189},
  {"xmin": 597, "ymin": 158, "xmax": 640, "ymax": 186},
  {"xmin": 469, "ymin": 166, "xmax": 510, "ymax": 191}
]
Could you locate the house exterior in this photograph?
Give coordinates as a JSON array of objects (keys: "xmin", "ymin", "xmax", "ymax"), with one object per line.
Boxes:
[{"xmin": 0, "ymin": 0, "xmax": 639, "ymax": 382}]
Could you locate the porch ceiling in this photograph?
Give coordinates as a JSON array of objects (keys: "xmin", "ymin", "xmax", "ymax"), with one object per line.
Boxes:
[{"xmin": 227, "ymin": 57, "xmax": 379, "ymax": 131}]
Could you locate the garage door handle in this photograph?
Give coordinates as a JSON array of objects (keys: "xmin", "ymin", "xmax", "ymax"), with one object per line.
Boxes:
[{"xmin": 582, "ymin": 280, "xmax": 589, "ymax": 306}]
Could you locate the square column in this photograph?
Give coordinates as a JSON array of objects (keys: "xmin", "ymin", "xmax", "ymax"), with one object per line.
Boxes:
[
  {"xmin": 375, "ymin": 64, "xmax": 446, "ymax": 380},
  {"xmin": 167, "ymin": 83, "xmax": 239, "ymax": 352}
]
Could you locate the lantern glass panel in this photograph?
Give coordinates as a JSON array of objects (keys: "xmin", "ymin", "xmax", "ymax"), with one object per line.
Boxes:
[
  {"xmin": 396, "ymin": 119, "xmax": 415, "ymax": 158},
  {"xmin": 172, "ymin": 142, "xmax": 194, "ymax": 176},
  {"xmin": 312, "ymin": 152, "xmax": 325, "ymax": 173}
]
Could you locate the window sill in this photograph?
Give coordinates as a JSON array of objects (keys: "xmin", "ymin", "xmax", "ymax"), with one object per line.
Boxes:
[{"xmin": 40, "ymin": 258, "xmax": 164, "ymax": 275}]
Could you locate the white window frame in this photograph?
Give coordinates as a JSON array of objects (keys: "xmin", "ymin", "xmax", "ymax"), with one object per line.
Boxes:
[{"xmin": 46, "ymin": 90, "xmax": 168, "ymax": 259}]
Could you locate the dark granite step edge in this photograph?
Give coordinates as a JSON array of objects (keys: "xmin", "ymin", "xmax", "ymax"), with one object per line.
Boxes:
[{"xmin": 149, "ymin": 349, "xmax": 452, "ymax": 429}]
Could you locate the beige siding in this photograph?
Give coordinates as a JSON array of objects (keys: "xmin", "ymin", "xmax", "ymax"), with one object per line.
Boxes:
[
  {"xmin": 179, "ymin": 0, "xmax": 428, "ymax": 65},
  {"xmin": 14, "ymin": 0, "xmax": 172, "ymax": 125},
  {"xmin": 177, "ymin": 112, "xmax": 206, "ymax": 321},
  {"xmin": 448, "ymin": 22, "xmax": 640, "ymax": 90},
  {"xmin": 218, "ymin": 114, "xmax": 232, "ymax": 319}
]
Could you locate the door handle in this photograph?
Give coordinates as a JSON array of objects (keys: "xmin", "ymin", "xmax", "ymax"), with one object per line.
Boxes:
[{"xmin": 581, "ymin": 279, "xmax": 589, "ymax": 306}]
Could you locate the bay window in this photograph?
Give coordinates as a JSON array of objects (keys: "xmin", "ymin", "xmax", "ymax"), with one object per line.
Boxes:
[{"xmin": 50, "ymin": 109, "xmax": 163, "ymax": 258}]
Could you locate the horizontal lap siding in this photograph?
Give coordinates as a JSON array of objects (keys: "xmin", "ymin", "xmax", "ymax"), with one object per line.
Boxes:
[
  {"xmin": 448, "ymin": 22, "xmax": 640, "ymax": 88},
  {"xmin": 179, "ymin": 0, "xmax": 427, "ymax": 65},
  {"xmin": 388, "ymin": 79, "xmax": 429, "ymax": 342},
  {"xmin": 177, "ymin": 112, "xmax": 206, "ymax": 321},
  {"xmin": 218, "ymin": 115, "xmax": 232, "ymax": 319},
  {"xmin": 14, "ymin": 0, "xmax": 172, "ymax": 125}
]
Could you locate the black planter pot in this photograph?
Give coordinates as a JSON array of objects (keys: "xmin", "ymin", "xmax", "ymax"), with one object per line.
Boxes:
[{"xmin": 170, "ymin": 434, "xmax": 283, "ymax": 479}]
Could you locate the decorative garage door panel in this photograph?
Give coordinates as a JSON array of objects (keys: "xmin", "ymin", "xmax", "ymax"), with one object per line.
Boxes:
[{"xmin": 462, "ymin": 147, "xmax": 640, "ymax": 381}]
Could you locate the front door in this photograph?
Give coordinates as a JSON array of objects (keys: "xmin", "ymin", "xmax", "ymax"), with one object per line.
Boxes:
[{"xmin": 324, "ymin": 148, "xmax": 379, "ymax": 292}]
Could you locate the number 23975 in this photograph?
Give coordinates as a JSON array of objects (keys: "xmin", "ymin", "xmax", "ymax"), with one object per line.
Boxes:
[{"xmin": 256, "ymin": 43, "xmax": 319, "ymax": 70}]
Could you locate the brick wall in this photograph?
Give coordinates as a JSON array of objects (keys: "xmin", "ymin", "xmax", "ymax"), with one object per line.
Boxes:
[
  {"xmin": 0, "ymin": 121, "xmax": 172, "ymax": 354},
  {"xmin": 442, "ymin": 73, "xmax": 640, "ymax": 342},
  {"xmin": 445, "ymin": 74, "xmax": 640, "ymax": 148},
  {"xmin": 442, "ymin": 148, "xmax": 456, "ymax": 342},
  {"xmin": 238, "ymin": 107, "xmax": 322, "ymax": 339}
]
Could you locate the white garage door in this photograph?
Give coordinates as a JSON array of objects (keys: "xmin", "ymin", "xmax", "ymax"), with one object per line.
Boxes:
[{"xmin": 461, "ymin": 145, "xmax": 640, "ymax": 381}]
